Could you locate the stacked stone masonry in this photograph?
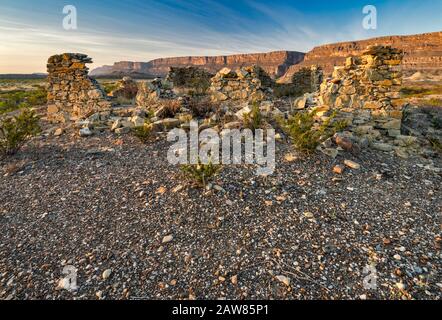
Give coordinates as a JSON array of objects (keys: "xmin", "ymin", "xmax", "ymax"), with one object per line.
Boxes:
[
  {"xmin": 46, "ymin": 53, "xmax": 112, "ymax": 123},
  {"xmin": 291, "ymin": 65, "xmax": 324, "ymax": 95},
  {"xmin": 135, "ymin": 78, "xmax": 176, "ymax": 108},
  {"xmin": 209, "ymin": 65, "xmax": 273, "ymax": 103},
  {"xmin": 316, "ymin": 45, "xmax": 405, "ymax": 140}
]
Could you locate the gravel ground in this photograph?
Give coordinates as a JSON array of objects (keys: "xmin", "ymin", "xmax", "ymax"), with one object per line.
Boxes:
[{"xmin": 0, "ymin": 127, "xmax": 441, "ymax": 300}]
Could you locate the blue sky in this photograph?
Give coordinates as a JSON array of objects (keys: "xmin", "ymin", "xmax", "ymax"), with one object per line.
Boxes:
[{"xmin": 1, "ymin": 0, "xmax": 442, "ymax": 72}]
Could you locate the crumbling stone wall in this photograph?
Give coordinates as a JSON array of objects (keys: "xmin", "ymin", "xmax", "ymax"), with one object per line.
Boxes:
[
  {"xmin": 166, "ymin": 66, "xmax": 213, "ymax": 93},
  {"xmin": 317, "ymin": 46, "xmax": 404, "ymax": 139},
  {"xmin": 209, "ymin": 65, "xmax": 273, "ymax": 102},
  {"xmin": 291, "ymin": 65, "xmax": 323, "ymax": 94},
  {"xmin": 135, "ymin": 78, "xmax": 176, "ymax": 107},
  {"xmin": 319, "ymin": 45, "xmax": 403, "ymax": 110},
  {"xmin": 47, "ymin": 53, "xmax": 111, "ymax": 122}
]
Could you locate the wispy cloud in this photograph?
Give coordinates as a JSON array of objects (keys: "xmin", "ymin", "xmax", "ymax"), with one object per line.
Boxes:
[{"xmin": 0, "ymin": 0, "xmax": 442, "ymax": 73}]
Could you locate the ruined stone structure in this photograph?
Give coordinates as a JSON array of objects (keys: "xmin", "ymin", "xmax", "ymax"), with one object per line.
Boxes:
[
  {"xmin": 109, "ymin": 76, "xmax": 138, "ymax": 100},
  {"xmin": 309, "ymin": 46, "xmax": 417, "ymax": 157},
  {"xmin": 209, "ymin": 65, "xmax": 273, "ymax": 102},
  {"xmin": 166, "ymin": 66, "xmax": 213, "ymax": 88},
  {"xmin": 318, "ymin": 45, "xmax": 403, "ymax": 111},
  {"xmin": 291, "ymin": 65, "xmax": 324, "ymax": 95},
  {"xmin": 46, "ymin": 53, "xmax": 111, "ymax": 122},
  {"xmin": 135, "ymin": 78, "xmax": 176, "ymax": 108}
]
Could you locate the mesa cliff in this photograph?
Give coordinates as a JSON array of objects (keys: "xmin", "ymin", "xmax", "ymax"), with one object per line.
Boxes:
[
  {"xmin": 90, "ymin": 31, "xmax": 442, "ymax": 83},
  {"xmin": 90, "ymin": 51, "xmax": 305, "ymax": 79},
  {"xmin": 278, "ymin": 31, "xmax": 442, "ymax": 83}
]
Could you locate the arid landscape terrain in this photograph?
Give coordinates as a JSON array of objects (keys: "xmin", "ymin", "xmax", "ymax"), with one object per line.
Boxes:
[{"xmin": 0, "ymin": 29, "xmax": 441, "ymax": 302}]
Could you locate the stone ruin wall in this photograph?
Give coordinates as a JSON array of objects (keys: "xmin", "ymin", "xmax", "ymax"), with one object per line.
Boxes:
[
  {"xmin": 316, "ymin": 45, "xmax": 405, "ymax": 141},
  {"xmin": 291, "ymin": 65, "xmax": 324, "ymax": 95},
  {"xmin": 209, "ymin": 65, "xmax": 274, "ymax": 103},
  {"xmin": 46, "ymin": 53, "xmax": 111, "ymax": 123},
  {"xmin": 166, "ymin": 66, "xmax": 213, "ymax": 90}
]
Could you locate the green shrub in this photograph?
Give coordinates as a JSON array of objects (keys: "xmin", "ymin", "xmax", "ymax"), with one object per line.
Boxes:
[
  {"xmin": 132, "ymin": 124, "xmax": 152, "ymax": 143},
  {"xmin": 279, "ymin": 110, "xmax": 347, "ymax": 153},
  {"xmin": 243, "ymin": 102, "xmax": 263, "ymax": 130},
  {"xmin": 428, "ymin": 138, "xmax": 442, "ymax": 154},
  {"xmin": 0, "ymin": 109, "xmax": 41, "ymax": 156},
  {"xmin": 181, "ymin": 159, "xmax": 221, "ymax": 188},
  {"xmin": 0, "ymin": 87, "xmax": 47, "ymax": 115},
  {"xmin": 101, "ymin": 82, "xmax": 119, "ymax": 95}
]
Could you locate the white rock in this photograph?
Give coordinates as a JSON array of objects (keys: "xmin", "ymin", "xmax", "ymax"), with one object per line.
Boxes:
[
  {"xmin": 162, "ymin": 235, "xmax": 173, "ymax": 243},
  {"xmin": 275, "ymin": 275, "xmax": 290, "ymax": 286},
  {"xmin": 344, "ymin": 160, "xmax": 361, "ymax": 170},
  {"xmin": 79, "ymin": 128, "xmax": 92, "ymax": 137},
  {"xmin": 102, "ymin": 269, "xmax": 112, "ymax": 280}
]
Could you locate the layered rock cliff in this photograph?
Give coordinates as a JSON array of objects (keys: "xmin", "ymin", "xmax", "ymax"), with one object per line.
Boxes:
[
  {"xmin": 278, "ymin": 31, "xmax": 442, "ymax": 83},
  {"xmin": 90, "ymin": 51, "xmax": 305, "ymax": 79}
]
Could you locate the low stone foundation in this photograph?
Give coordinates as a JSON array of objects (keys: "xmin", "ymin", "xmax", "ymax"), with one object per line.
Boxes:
[{"xmin": 46, "ymin": 53, "xmax": 111, "ymax": 123}]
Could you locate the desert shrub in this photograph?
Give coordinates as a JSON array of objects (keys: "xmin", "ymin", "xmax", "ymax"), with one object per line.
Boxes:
[
  {"xmin": 428, "ymin": 138, "xmax": 442, "ymax": 154},
  {"xmin": 188, "ymin": 96, "xmax": 217, "ymax": 118},
  {"xmin": 101, "ymin": 82, "xmax": 119, "ymax": 95},
  {"xmin": 243, "ymin": 102, "xmax": 263, "ymax": 130},
  {"xmin": 0, "ymin": 87, "xmax": 47, "ymax": 115},
  {"xmin": 132, "ymin": 124, "xmax": 152, "ymax": 143},
  {"xmin": 160, "ymin": 99, "xmax": 182, "ymax": 118},
  {"xmin": 181, "ymin": 159, "xmax": 221, "ymax": 188},
  {"xmin": 279, "ymin": 110, "xmax": 346, "ymax": 153},
  {"xmin": 0, "ymin": 109, "xmax": 41, "ymax": 156}
]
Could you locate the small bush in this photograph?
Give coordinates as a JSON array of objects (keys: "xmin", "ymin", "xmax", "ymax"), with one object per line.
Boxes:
[
  {"xmin": 132, "ymin": 124, "xmax": 152, "ymax": 143},
  {"xmin": 0, "ymin": 109, "xmax": 41, "ymax": 156},
  {"xmin": 160, "ymin": 99, "xmax": 182, "ymax": 118},
  {"xmin": 188, "ymin": 96, "xmax": 217, "ymax": 118},
  {"xmin": 279, "ymin": 110, "xmax": 346, "ymax": 153},
  {"xmin": 243, "ymin": 102, "xmax": 263, "ymax": 130},
  {"xmin": 428, "ymin": 138, "xmax": 442, "ymax": 154},
  {"xmin": 181, "ymin": 160, "xmax": 220, "ymax": 188},
  {"xmin": 101, "ymin": 82, "xmax": 119, "ymax": 95}
]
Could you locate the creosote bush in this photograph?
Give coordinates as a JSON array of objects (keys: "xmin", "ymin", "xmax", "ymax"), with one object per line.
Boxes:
[
  {"xmin": 132, "ymin": 124, "xmax": 153, "ymax": 143},
  {"xmin": 0, "ymin": 109, "xmax": 41, "ymax": 156},
  {"xmin": 279, "ymin": 110, "xmax": 347, "ymax": 153},
  {"xmin": 243, "ymin": 102, "xmax": 263, "ymax": 130},
  {"xmin": 181, "ymin": 159, "xmax": 221, "ymax": 188}
]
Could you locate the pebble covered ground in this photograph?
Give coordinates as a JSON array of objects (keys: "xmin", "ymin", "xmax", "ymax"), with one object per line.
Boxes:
[{"xmin": 0, "ymin": 129, "xmax": 441, "ymax": 300}]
